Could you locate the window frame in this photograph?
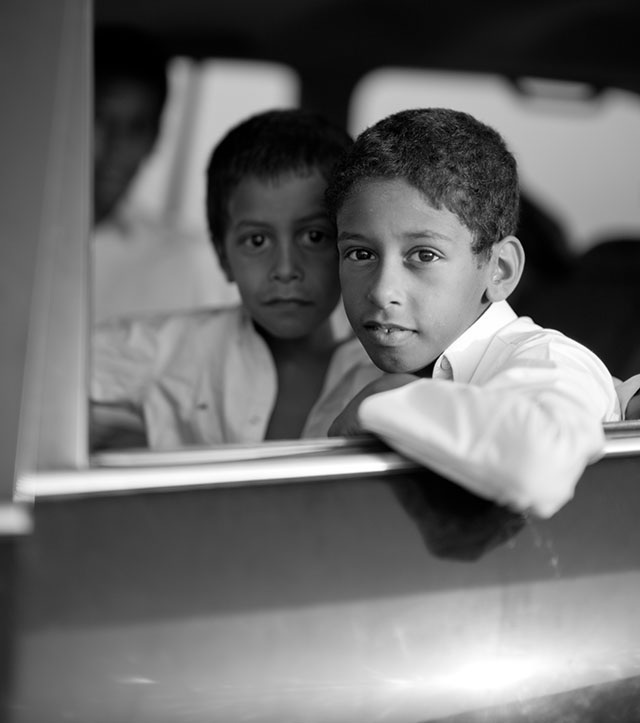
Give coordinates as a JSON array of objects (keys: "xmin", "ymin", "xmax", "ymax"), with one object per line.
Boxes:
[{"xmin": 6, "ymin": 0, "xmax": 640, "ymax": 515}]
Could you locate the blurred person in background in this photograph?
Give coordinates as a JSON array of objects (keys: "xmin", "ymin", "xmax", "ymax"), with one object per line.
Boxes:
[{"xmin": 92, "ymin": 24, "xmax": 235, "ymax": 323}]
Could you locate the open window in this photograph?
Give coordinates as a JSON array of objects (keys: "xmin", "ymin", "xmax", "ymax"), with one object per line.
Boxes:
[{"xmin": 6, "ymin": 0, "xmax": 640, "ymax": 511}]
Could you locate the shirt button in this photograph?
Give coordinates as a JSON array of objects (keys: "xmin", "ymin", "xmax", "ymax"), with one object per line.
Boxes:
[
  {"xmin": 440, "ymin": 357, "xmax": 451, "ymax": 372},
  {"xmin": 249, "ymin": 415, "xmax": 262, "ymax": 425}
]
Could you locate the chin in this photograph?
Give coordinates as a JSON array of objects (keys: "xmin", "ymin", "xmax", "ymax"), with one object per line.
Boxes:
[
  {"xmin": 368, "ymin": 354, "xmax": 417, "ymax": 375},
  {"xmin": 260, "ymin": 318, "xmax": 324, "ymax": 342},
  {"xmin": 365, "ymin": 346, "xmax": 435, "ymax": 375},
  {"xmin": 265, "ymin": 326, "xmax": 311, "ymax": 341}
]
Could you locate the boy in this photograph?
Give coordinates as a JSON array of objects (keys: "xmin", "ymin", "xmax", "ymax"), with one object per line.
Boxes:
[
  {"xmin": 93, "ymin": 24, "xmax": 233, "ymax": 322},
  {"xmin": 93, "ymin": 25, "xmax": 167, "ymax": 229},
  {"xmin": 91, "ymin": 109, "xmax": 379, "ymax": 450},
  {"xmin": 327, "ymin": 108, "xmax": 620, "ymax": 518}
]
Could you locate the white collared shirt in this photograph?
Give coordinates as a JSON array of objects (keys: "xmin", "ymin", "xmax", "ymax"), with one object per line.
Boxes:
[
  {"xmin": 92, "ymin": 306, "xmax": 380, "ymax": 449},
  {"xmin": 358, "ymin": 301, "xmax": 621, "ymax": 518}
]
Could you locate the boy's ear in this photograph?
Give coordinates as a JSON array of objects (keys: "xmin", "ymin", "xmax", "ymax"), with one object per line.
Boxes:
[
  {"xmin": 212, "ymin": 237, "xmax": 234, "ymax": 283},
  {"xmin": 484, "ymin": 236, "xmax": 525, "ymax": 303}
]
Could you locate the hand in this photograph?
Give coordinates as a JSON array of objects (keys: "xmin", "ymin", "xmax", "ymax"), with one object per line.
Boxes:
[
  {"xmin": 328, "ymin": 373, "xmax": 419, "ymax": 437},
  {"xmin": 90, "ymin": 402, "xmax": 148, "ymax": 451}
]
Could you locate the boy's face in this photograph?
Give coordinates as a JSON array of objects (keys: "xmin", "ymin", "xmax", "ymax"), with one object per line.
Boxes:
[
  {"xmin": 337, "ymin": 178, "xmax": 493, "ymax": 374},
  {"xmin": 93, "ymin": 80, "xmax": 162, "ymax": 224},
  {"xmin": 220, "ymin": 171, "xmax": 341, "ymax": 340}
]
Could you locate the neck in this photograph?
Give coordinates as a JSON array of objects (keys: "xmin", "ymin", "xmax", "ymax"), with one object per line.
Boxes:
[
  {"xmin": 257, "ymin": 321, "xmax": 337, "ymax": 363},
  {"xmin": 416, "ymin": 360, "xmax": 436, "ymax": 378}
]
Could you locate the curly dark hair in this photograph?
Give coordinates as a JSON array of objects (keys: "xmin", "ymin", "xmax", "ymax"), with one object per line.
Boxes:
[
  {"xmin": 206, "ymin": 109, "xmax": 352, "ymax": 246},
  {"xmin": 326, "ymin": 108, "xmax": 519, "ymax": 258}
]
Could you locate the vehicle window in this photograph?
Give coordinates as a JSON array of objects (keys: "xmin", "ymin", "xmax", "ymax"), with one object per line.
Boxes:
[
  {"xmin": 7, "ymin": 0, "xmax": 639, "ymax": 506},
  {"xmin": 89, "ymin": 62, "xmax": 640, "ymax": 463}
]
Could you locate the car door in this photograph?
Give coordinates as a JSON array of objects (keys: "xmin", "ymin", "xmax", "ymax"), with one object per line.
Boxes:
[{"xmin": 3, "ymin": 2, "xmax": 640, "ymax": 721}]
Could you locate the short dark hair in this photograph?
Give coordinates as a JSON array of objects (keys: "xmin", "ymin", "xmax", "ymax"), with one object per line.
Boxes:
[
  {"xmin": 326, "ymin": 108, "xmax": 519, "ymax": 258},
  {"xmin": 206, "ymin": 109, "xmax": 352, "ymax": 244},
  {"xmin": 94, "ymin": 24, "xmax": 169, "ymax": 114}
]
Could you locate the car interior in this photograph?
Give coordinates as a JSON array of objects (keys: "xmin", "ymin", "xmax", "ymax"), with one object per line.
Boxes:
[{"xmin": 94, "ymin": 0, "xmax": 640, "ymax": 386}]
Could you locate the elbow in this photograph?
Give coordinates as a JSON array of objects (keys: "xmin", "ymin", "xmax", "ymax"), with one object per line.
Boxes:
[{"xmin": 495, "ymin": 418, "xmax": 605, "ymax": 519}]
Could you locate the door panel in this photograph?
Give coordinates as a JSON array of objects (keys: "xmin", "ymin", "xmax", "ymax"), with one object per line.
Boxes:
[{"xmin": 9, "ymin": 455, "xmax": 640, "ymax": 722}]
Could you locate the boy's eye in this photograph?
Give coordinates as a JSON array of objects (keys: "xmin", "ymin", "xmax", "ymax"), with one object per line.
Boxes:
[
  {"xmin": 240, "ymin": 233, "xmax": 269, "ymax": 250},
  {"xmin": 306, "ymin": 228, "xmax": 327, "ymax": 244},
  {"xmin": 301, "ymin": 228, "xmax": 334, "ymax": 248},
  {"xmin": 408, "ymin": 248, "xmax": 440, "ymax": 264},
  {"xmin": 344, "ymin": 247, "xmax": 376, "ymax": 262}
]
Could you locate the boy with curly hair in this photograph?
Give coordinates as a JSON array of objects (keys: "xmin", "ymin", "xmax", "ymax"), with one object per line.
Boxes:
[{"xmin": 327, "ymin": 108, "xmax": 620, "ymax": 518}]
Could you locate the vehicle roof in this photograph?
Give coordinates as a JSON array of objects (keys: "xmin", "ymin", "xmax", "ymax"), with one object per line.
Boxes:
[{"xmin": 95, "ymin": 0, "xmax": 640, "ymax": 94}]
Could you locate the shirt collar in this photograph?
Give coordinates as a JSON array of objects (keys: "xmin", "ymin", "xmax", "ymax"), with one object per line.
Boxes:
[{"xmin": 433, "ymin": 300, "xmax": 518, "ymax": 382}]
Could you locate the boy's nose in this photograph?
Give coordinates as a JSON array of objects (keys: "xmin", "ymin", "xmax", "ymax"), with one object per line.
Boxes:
[
  {"xmin": 270, "ymin": 243, "xmax": 303, "ymax": 282},
  {"xmin": 366, "ymin": 260, "xmax": 404, "ymax": 308}
]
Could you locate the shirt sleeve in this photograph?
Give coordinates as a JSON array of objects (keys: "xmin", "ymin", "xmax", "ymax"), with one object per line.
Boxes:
[
  {"xmin": 358, "ymin": 338, "xmax": 620, "ymax": 518},
  {"xmin": 91, "ymin": 316, "xmax": 169, "ymax": 407}
]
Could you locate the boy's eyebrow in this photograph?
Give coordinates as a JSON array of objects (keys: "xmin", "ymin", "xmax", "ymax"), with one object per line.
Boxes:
[
  {"xmin": 233, "ymin": 211, "xmax": 331, "ymax": 229},
  {"xmin": 404, "ymin": 230, "xmax": 454, "ymax": 243},
  {"xmin": 337, "ymin": 231, "xmax": 364, "ymax": 243},
  {"xmin": 233, "ymin": 219, "xmax": 273, "ymax": 229},
  {"xmin": 337, "ymin": 229, "xmax": 454, "ymax": 243},
  {"xmin": 295, "ymin": 211, "xmax": 332, "ymax": 224}
]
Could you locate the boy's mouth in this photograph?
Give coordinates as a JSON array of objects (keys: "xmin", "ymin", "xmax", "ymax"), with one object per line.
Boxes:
[
  {"xmin": 264, "ymin": 297, "xmax": 312, "ymax": 306},
  {"xmin": 362, "ymin": 321, "xmax": 416, "ymax": 345}
]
